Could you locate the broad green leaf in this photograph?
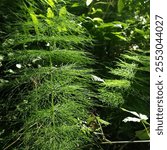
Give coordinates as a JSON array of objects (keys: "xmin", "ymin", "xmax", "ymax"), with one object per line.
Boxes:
[
  {"xmin": 87, "ymin": 115, "xmax": 96, "ymax": 124},
  {"xmin": 91, "ymin": 8, "xmax": 103, "ymax": 15},
  {"xmin": 47, "ymin": 0, "xmax": 55, "ymax": 8},
  {"xmin": 86, "ymin": 0, "xmax": 93, "ymax": 6},
  {"xmin": 121, "ymin": 108, "xmax": 148, "ymax": 121},
  {"xmin": 92, "ymin": 18, "xmax": 103, "ymax": 23},
  {"xmin": 98, "ymin": 23, "xmax": 115, "ymax": 28},
  {"xmin": 117, "ymin": 0, "xmax": 124, "ymax": 13},
  {"xmin": 135, "ymin": 129, "xmax": 150, "ymax": 140},
  {"xmin": 135, "ymin": 28, "xmax": 145, "ymax": 35},
  {"xmin": 96, "ymin": 117, "xmax": 110, "ymax": 126},
  {"xmin": 121, "ymin": 108, "xmax": 140, "ymax": 118},
  {"xmin": 123, "ymin": 117, "xmax": 141, "ymax": 123},
  {"xmin": 112, "ymin": 21, "xmax": 128, "ymax": 28},
  {"xmin": 71, "ymin": 3, "xmax": 79, "ymax": 7},
  {"xmin": 139, "ymin": 114, "xmax": 148, "ymax": 120},
  {"xmin": 29, "ymin": 10, "xmax": 39, "ymax": 34},
  {"xmin": 114, "ymin": 34, "xmax": 127, "ymax": 41}
]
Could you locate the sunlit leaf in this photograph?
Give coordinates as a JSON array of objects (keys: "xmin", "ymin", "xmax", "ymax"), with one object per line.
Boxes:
[
  {"xmin": 87, "ymin": 115, "xmax": 96, "ymax": 124},
  {"xmin": 135, "ymin": 28, "xmax": 145, "ymax": 35},
  {"xmin": 32, "ymin": 56, "xmax": 42, "ymax": 63},
  {"xmin": 47, "ymin": 7, "xmax": 54, "ymax": 18},
  {"xmin": 96, "ymin": 117, "xmax": 110, "ymax": 126},
  {"xmin": 115, "ymin": 34, "xmax": 127, "ymax": 41},
  {"xmin": 114, "ymin": 24, "xmax": 122, "ymax": 28},
  {"xmin": 0, "ymin": 55, "xmax": 4, "ymax": 61},
  {"xmin": 71, "ymin": 3, "xmax": 79, "ymax": 7},
  {"xmin": 6, "ymin": 69, "xmax": 15, "ymax": 74},
  {"xmin": 123, "ymin": 117, "xmax": 141, "ymax": 123},
  {"xmin": 121, "ymin": 108, "xmax": 140, "ymax": 118},
  {"xmin": 81, "ymin": 124, "xmax": 92, "ymax": 134},
  {"xmin": 29, "ymin": 10, "xmax": 39, "ymax": 34},
  {"xmin": 112, "ymin": 21, "xmax": 128, "ymax": 28},
  {"xmin": 121, "ymin": 108, "xmax": 148, "ymax": 122},
  {"xmin": 47, "ymin": 0, "xmax": 55, "ymax": 8},
  {"xmin": 86, "ymin": 0, "xmax": 93, "ymax": 6},
  {"xmin": 59, "ymin": 6, "xmax": 67, "ymax": 16},
  {"xmin": 92, "ymin": 17, "xmax": 103, "ymax": 23},
  {"xmin": 139, "ymin": 114, "xmax": 148, "ymax": 120},
  {"xmin": 46, "ymin": 43, "xmax": 50, "ymax": 47},
  {"xmin": 98, "ymin": 23, "xmax": 115, "ymax": 28}
]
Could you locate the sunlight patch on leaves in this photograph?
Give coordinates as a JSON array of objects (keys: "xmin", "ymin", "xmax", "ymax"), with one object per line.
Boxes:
[
  {"xmin": 86, "ymin": 0, "xmax": 93, "ymax": 6},
  {"xmin": 121, "ymin": 108, "xmax": 148, "ymax": 123}
]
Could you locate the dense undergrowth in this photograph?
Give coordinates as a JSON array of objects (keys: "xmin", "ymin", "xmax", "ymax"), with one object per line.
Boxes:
[{"xmin": 0, "ymin": 0, "xmax": 149, "ymax": 150}]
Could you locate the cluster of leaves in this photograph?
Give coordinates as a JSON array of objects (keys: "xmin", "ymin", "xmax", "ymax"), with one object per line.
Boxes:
[
  {"xmin": 0, "ymin": 0, "xmax": 150, "ymax": 150},
  {"xmin": 0, "ymin": 0, "xmax": 96, "ymax": 149},
  {"xmin": 66, "ymin": 0, "xmax": 150, "ymax": 149}
]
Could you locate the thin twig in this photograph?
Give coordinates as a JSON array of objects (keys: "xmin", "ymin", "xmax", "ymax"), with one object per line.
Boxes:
[
  {"xmin": 3, "ymin": 135, "xmax": 22, "ymax": 150},
  {"xmin": 101, "ymin": 140, "xmax": 150, "ymax": 144}
]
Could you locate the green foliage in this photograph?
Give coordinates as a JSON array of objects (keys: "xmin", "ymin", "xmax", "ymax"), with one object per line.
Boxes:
[
  {"xmin": 117, "ymin": 0, "xmax": 125, "ymax": 13},
  {"xmin": 86, "ymin": 0, "xmax": 94, "ymax": 6},
  {"xmin": 0, "ymin": 0, "xmax": 150, "ymax": 149},
  {"xmin": 5, "ymin": 50, "xmax": 92, "ymax": 69},
  {"xmin": 135, "ymin": 128, "xmax": 150, "ymax": 140},
  {"xmin": 0, "ymin": 1, "xmax": 95, "ymax": 149}
]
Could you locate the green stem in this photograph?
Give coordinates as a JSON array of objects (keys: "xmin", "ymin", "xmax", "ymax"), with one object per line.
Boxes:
[
  {"xmin": 49, "ymin": 53, "xmax": 55, "ymax": 128},
  {"xmin": 141, "ymin": 120, "xmax": 150, "ymax": 138},
  {"xmin": 102, "ymin": 140, "xmax": 150, "ymax": 144}
]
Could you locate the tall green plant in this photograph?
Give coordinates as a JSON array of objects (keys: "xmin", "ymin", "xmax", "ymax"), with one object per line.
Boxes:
[
  {"xmin": 0, "ymin": 0, "xmax": 96, "ymax": 149},
  {"xmin": 0, "ymin": 0, "xmax": 150, "ymax": 149},
  {"xmin": 71, "ymin": 0, "xmax": 150, "ymax": 149}
]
